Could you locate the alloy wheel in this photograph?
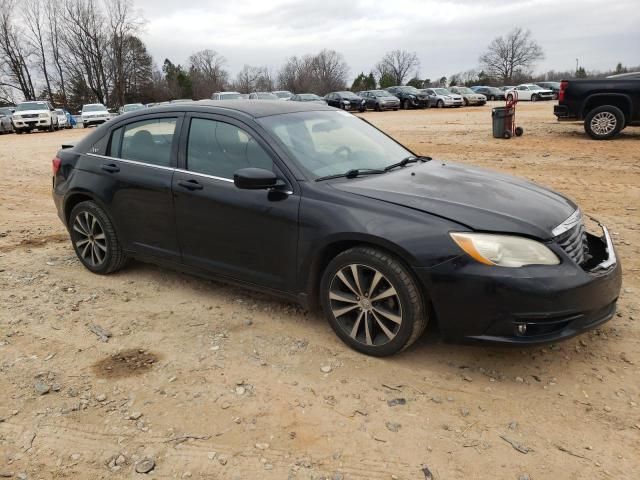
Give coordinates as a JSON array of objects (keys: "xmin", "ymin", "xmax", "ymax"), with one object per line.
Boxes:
[
  {"xmin": 328, "ymin": 263, "xmax": 403, "ymax": 347},
  {"xmin": 72, "ymin": 211, "xmax": 107, "ymax": 267},
  {"xmin": 590, "ymin": 112, "xmax": 617, "ymax": 136}
]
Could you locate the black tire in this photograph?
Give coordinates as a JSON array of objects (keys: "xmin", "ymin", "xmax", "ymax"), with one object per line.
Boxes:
[
  {"xmin": 463, "ymin": 98, "xmax": 469, "ymax": 106},
  {"xmin": 69, "ymin": 201, "xmax": 128, "ymax": 274},
  {"xmin": 515, "ymin": 126, "xmax": 524, "ymax": 137},
  {"xmin": 504, "ymin": 130, "xmax": 512, "ymax": 139},
  {"xmin": 489, "ymin": 95, "xmax": 495, "ymax": 101},
  {"xmin": 393, "ymin": 108, "xmax": 398, "ymax": 111},
  {"xmin": 320, "ymin": 246, "xmax": 428, "ymax": 357},
  {"xmin": 402, "ymin": 99, "xmax": 410, "ymax": 110},
  {"xmin": 584, "ymin": 105, "xmax": 625, "ymax": 140},
  {"xmin": 530, "ymin": 94, "xmax": 538, "ymax": 102},
  {"xmin": 375, "ymin": 103, "xmax": 381, "ymax": 112},
  {"xmin": 437, "ymin": 100, "xmax": 444, "ymax": 108},
  {"xmin": 507, "ymin": 94, "xmax": 514, "ymax": 102}
]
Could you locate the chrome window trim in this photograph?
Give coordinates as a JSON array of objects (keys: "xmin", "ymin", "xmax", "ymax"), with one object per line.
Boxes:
[
  {"xmin": 552, "ymin": 209, "xmax": 582, "ymax": 237},
  {"xmin": 174, "ymin": 168, "xmax": 234, "ymax": 183},
  {"xmin": 86, "ymin": 153, "xmax": 175, "ymax": 172}
]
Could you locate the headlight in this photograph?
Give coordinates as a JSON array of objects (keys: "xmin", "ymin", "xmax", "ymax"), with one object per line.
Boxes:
[
  {"xmin": 39, "ymin": 113, "xmax": 49, "ymax": 118},
  {"xmin": 342, "ymin": 100, "xmax": 349, "ymax": 104},
  {"xmin": 13, "ymin": 114, "xmax": 21, "ymax": 119},
  {"xmin": 450, "ymin": 233, "xmax": 560, "ymax": 267}
]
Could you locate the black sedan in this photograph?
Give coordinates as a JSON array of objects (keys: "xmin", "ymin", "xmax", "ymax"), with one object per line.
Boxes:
[
  {"xmin": 52, "ymin": 101, "xmax": 621, "ymax": 356},
  {"xmin": 324, "ymin": 91, "xmax": 366, "ymax": 112},
  {"xmin": 357, "ymin": 90, "xmax": 400, "ymax": 111},
  {"xmin": 471, "ymin": 86, "xmax": 505, "ymax": 101}
]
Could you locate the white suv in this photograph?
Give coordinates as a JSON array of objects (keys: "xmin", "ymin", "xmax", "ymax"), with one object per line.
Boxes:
[
  {"xmin": 81, "ymin": 103, "xmax": 110, "ymax": 128},
  {"xmin": 12, "ymin": 100, "xmax": 59, "ymax": 133}
]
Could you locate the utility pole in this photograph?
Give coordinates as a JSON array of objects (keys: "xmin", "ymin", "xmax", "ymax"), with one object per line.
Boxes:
[{"xmin": 576, "ymin": 58, "xmax": 579, "ymax": 71}]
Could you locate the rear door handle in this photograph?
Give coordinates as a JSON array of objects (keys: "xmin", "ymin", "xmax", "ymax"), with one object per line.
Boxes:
[
  {"xmin": 101, "ymin": 163, "xmax": 120, "ymax": 173},
  {"xmin": 177, "ymin": 179, "xmax": 203, "ymax": 191}
]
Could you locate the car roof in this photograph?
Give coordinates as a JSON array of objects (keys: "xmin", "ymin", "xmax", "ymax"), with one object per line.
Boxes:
[{"xmin": 144, "ymin": 99, "xmax": 334, "ymax": 118}]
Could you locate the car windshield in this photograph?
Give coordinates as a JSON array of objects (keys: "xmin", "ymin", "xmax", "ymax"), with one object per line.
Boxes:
[
  {"xmin": 83, "ymin": 104, "xmax": 107, "ymax": 112},
  {"xmin": 55, "ymin": 109, "xmax": 64, "ymax": 114},
  {"xmin": 399, "ymin": 87, "xmax": 420, "ymax": 93},
  {"xmin": 274, "ymin": 92, "xmax": 291, "ymax": 98},
  {"xmin": 300, "ymin": 94, "xmax": 321, "ymax": 100},
  {"xmin": 456, "ymin": 87, "xmax": 474, "ymax": 94},
  {"xmin": 123, "ymin": 104, "xmax": 144, "ymax": 111},
  {"xmin": 527, "ymin": 85, "xmax": 544, "ymax": 91},
  {"xmin": 434, "ymin": 88, "xmax": 450, "ymax": 95},
  {"xmin": 16, "ymin": 102, "xmax": 48, "ymax": 111},
  {"xmin": 219, "ymin": 93, "xmax": 242, "ymax": 100},
  {"xmin": 255, "ymin": 93, "xmax": 279, "ymax": 99},
  {"xmin": 258, "ymin": 110, "xmax": 413, "ymax": 179},
  {"xmin": 338, "ymin": 92, "xmax": 359, "ymax": 99},
  {"xmin": 370, "ymin": 90, "xmax": 392, "ymax": 96}
]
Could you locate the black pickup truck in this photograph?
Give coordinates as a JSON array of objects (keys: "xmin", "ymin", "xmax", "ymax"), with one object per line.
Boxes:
[{"xmin": 554, "ymin": 72, "xmax": 640, "ymax": 139}]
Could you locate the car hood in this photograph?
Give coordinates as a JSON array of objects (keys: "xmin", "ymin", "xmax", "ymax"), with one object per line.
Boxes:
[
  {"xmin": 14, "ymin": 110, "xmax": 49, "ymax": 115},
  {"xmin": 332, "ymin": 161, "xmax": 576, "ymax": 240}
]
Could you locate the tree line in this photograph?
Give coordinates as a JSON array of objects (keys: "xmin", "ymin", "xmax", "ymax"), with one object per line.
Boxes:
[{"xmin": 0, "ymin": 4, "xmax": 634, "ymax": 111}]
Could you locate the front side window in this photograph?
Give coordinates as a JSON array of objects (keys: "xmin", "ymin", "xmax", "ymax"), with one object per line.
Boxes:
[
  {"xmin": 186, "ymin": 118, "xmax": 273, "ymax": 179},
  {"xmin": 112, "ymin": 118, "xmax": 177, "ymax": 167}
]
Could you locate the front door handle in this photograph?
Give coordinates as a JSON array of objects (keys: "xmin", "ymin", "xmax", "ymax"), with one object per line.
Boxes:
[
  {"xmin": 101, "ymin": 163, "xmax": 120, "ymax": 173},
  {"xmin": 177, "ymin": 179, "xmax": 203, "ymax": 191}
]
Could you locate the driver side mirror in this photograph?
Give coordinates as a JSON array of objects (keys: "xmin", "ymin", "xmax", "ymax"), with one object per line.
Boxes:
[{"xmin": 234, "ymin": 168, "xmax": 283, "ymax": 190}]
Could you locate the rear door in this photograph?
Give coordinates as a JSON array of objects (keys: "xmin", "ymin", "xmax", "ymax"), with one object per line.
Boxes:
[
  {"xmin": 83, "ymin": 114, "xmax": 183, "ymax": 260},
  {"xmin": 172, "ymin": 114, "xmax": 300, "ymax": 291}
]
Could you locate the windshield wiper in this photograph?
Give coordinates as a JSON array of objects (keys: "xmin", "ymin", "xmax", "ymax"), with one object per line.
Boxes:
[
  {"xmin": 383, "ymin": 155, "xmax": 431, "ymax": 172},
  {"xmin": 315, "ymin": 168, "xmax": 385, "ymax": 182}
]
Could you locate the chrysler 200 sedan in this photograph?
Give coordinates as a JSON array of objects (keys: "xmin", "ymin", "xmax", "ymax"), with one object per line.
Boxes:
[{"xmin": 52, "ymin": 101, "xmax": 621, "ymax": 356}]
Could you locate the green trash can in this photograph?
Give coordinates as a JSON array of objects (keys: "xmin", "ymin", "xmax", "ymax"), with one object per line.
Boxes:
[{"xmin": 492, "ymin": 106, "xmax": 514, "ymax": 138}]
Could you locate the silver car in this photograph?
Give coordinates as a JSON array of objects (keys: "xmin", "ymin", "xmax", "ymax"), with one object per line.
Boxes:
[
  {"xmin": 449, "ymin": 86, "xmax": 487, "ymax": 106},
  {"xmin": 422, "ymin": 88, "xmax": 464, "ymax": 108},
  {"xmin": 0, "ymin": 107, "xmax": 14, "ymax": 134}
]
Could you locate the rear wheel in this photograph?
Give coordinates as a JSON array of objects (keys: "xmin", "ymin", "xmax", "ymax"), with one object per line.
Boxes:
[
  {"xmin": 489, "ymin": 95, "xmax": 495, "ymax": 101},
  {"xmin": 437, "ymin": 100, "xmax": 444, "ymax": 108},
  {"xmin": 515, "ymin": 126, "xmax": 524, "ymax": 136},
  {"xmin": 402, "ymin": 99, "xmax": 410, "ymax": 110},
  {"xmin": 69, "ymin": 201, "xmax": 128, "ymax": 274},
  {"xmin": 504, "ymin": 130, "xmax": 512, "ymax": 139},
  {"xmin": 320, "ymin": 247, "xmax": 427, "ymax": 357},
  {"xmin": 584, "ymin": 105, "xmax": 625, "ymax": 140}
]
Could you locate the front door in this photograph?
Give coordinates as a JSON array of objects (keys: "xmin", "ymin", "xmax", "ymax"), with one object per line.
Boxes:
[{"xmin": 172, "ymin": 114, "xmax": 300, "ymax": 292}]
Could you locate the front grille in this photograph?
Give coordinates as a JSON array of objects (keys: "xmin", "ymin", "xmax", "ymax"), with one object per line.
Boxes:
[
  {"xmin": 23, "ymin": 114, "xmax": 38, "ymax": 118},
  {"xmin": 556, "ymin": 221, "xmax": 589, "ymax": 265}
]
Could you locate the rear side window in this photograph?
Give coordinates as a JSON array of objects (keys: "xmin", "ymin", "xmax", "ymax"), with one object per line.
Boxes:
[
  {"xmin": 187, "ymin": 118, "xmax": 273, "ymax": 179},
  {"xmin": 112, "ymin": 118, "xmax": 177, "ymax": 167}
]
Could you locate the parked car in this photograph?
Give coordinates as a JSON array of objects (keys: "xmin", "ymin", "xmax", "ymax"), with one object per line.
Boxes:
[
  {"xmin": 290, "ymin": 94, "xmax": 327, "ymax": 104},
  {"xmin": 120, "ymin": 103, "xmax": 145, "ymax": 114},
  {"xmin": 325, "ymin": 91, "xmax": 366, "ymax": 111},
  {"xmin": 554, "ymin": 76, "xmax": 640, "ymax": 139},
  {"xmin": 536, "ymin": 82, "xmax": 561, "ymax": 99},
  {"xmin": 505, "ymin": 84, "xmax": 555, "ymax": 102},
  {"xmin": 448, "ymin": 86, "xmax": 486, "ymax": 106},
  {"xmin": 272, "ymin": 90, "xmax": 293, "ymax": 100},
  {"xmin": 249, "ymin": 92, "xmax": 280, "ymax": 100},
  {"xmin": 81, "ymin": 103, "xmax": 110, "ymax": 128},
  {"xmin": 422, "ymin": 88, "xmax": 464, "ymax": 108},
  {"xmin": 0, "ymin": 107, "xmax": 14, "ymax": 134},
  {"xmin": 211, "ymin": 92, "xmax": 243, "ymax": 100},
  {"xmin": 384, "ymin": 86, "xmax": 430, "ymax": 109},
  {"xmin": 54, "ymin": 108, "xmax": 68, "ymax": 129},
  {"xmin": 471, "ymin": 86, "xmax": 505, "ymax": 101},
  {"xmin": 51, "ymin": 101, "xmax": 621, "ymax": 356},
  {"xmin": 12, "ymin": 100, "xmax": 59, "ymax": 133},
  {"xmin": 357, "ymin": 90, "xmax": 400, "ymax": 111}
]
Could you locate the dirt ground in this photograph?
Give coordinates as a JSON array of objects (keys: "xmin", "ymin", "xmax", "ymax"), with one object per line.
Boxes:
[{"xmin": 0, "ymin": 103, "xmax": 638, "ymax": 480}]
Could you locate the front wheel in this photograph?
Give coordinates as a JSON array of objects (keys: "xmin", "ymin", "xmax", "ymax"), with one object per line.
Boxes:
[
  {"xmin": 437, "ymin": 100, "xmax": 444, "ymax": 108},
  {"xmin": 69, "ymin": 201, "xmax": 128, "ymax": 274},
  {"xmin": 531, "ymin": 94, "xmax": 538, "ymax": 102},
  {"xmin": 320, "ymin": 247, "xmax": 428, "ymax": 357},
  {"xmin": 463, "ymin": 98, "xmax": 469, "ymax": 106},
  {"xmin": 402, "ymin": 99, "xmax": 410, "ymax": 110},
  {"xmin": 489, "ymin": 95, "xmax": 495, "ymax": 101},
  {"xmin": 584, "ymin": 105, "xmax": 625, "ymax": 140}
]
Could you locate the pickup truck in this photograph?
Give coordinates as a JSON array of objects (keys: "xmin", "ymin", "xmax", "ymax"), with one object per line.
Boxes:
[{"xmin": 554, "ymin": 72, "xmax": 640, "ymax": 140}]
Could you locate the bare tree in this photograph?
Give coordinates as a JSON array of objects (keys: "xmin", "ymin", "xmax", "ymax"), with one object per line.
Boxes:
[
  {"xmin": 278, "ymin": 49, "xmax": 348, "ymax": 94},
  {"xmin": 22, "ymin": 0, "xmax": 54, "ymax": 103},
  {"xmin": 45, "ymin": 2, "xmax": 67, "ymax": 105},
  {"xmin": 107, "ymin": 0, "xmax": 142, "ymax": 107},
  {"xmin": 278, "ymin": 55, "xmax": 315, "ymax": 93},
  {"xmin": 375, "ymin": 50, "xmax": 419, "ymax": 86},
  {"xmin": 188, "ymin": 49, "xmax": 228, "ymax": 98},
  {"xmin": 0, "ymin": 0, "xmax": 36, "ymax": 99},
  {"xmin": 234, "ymin": 65, "xmax": 273, "ymax": 93},
  {"xmin": 479, "ymin": 27, "xmax": 544, "ymax": 83}
]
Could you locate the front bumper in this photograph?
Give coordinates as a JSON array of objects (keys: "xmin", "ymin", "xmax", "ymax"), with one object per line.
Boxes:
[
  {"xmin": 416, "ymin": 226, "xmax": 621, "ymax": 345},
  {"xmin": 13, "ymin": 117, "xmax": 52, "ymax": 129},
  {"xmin": 380, "ymin": 101, "xmax": 400, "ymax": 110},
  {"xmin": 82, "ymin": 117, "xmax": 108, "ymax": 125}
]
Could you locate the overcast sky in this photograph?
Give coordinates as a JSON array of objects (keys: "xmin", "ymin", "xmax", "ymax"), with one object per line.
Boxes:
[{"xmin": 135, "ymin": 0, "xmax": 639, "ymax": 81}]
